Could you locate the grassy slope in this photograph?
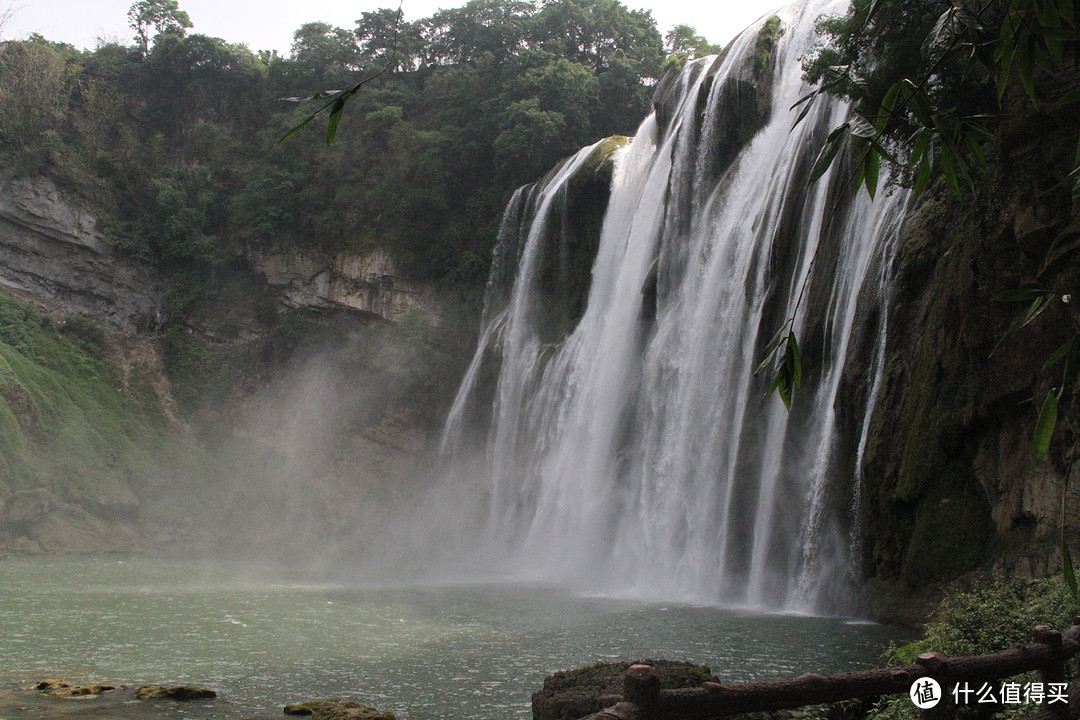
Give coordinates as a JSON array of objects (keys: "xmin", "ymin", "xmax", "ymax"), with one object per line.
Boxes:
[{"xmin": 0, "ymin": 289, "xmax": 215, "ymax": 549}]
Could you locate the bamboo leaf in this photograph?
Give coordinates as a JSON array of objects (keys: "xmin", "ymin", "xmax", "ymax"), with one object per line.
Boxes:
[
  {"xmin": 1042, "ymin": 336, "xmax": 1075, "ymax": 370},
  {"xmin": 940, "ymin": 146, "xmax": 962, "ymax": 197},
  {"xmin": 993, "ymin": 288, "xmax": 1054, "ymax": 303},
  {"xmin": 913, "ymin": 155, "xmax": 933, "ymax": 197},
  {"xmin": 1039, "ymin": 217, "xmax": 1080, "ymax": 275},
  {"xmin": 1058, "ymin": 88, "xmax": 1080, "ymax": 107},
  {"xmin": 909, "ymin": 128, "xmax": 930, "ymax": 169},
  {"xmin": 864, "ymin": 145, "xmax": 880, "ymax": 199},
  {"xmin": 848, "ymin": 114, "xmax": 876, "ymax": 138},
  {"xmin": 756, "ymin": 322, "xmax": 792, "ymax": 375},
  {"xmin": 1033, "ymin": 390, "xmax": 1058, "ymax": 462},
  {"xmin": 900, "ymin": 80, "xmax": 935, "ymax": 127},
  {"xmin": 324, "ymin": 93, "xmax": 349, "ymax": 148},
  {"xmin": 991, "ymin": 292, "xmax": 1056, "ymax": 355},
  {"xmin": 924, "ymin": 8, "xmax": 958, "ymax": 61},
  {"xmin": 790, "ymin": 90, "xmax": 818, "ymax": 128},
  {"xmin": 878, "ymin": 80, "xmax": 903, "ymax": 133},
  {"xmin": 808, "ymin": 123, "xmax": 848, "ymax": 187},
  {"xmin": 788, "ymin": 332, "xmax": 802, "ymax": 388}
]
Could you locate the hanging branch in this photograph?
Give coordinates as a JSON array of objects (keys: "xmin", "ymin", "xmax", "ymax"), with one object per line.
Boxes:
[{"xmin": 278, "ymin": 0, "xmax": 404, "ymax": 148}]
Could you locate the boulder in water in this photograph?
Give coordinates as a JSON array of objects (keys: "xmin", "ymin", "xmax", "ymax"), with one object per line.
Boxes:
[
  {"xmin": 532, "ymin": 660, "xmax": 716, "ymax": 720},
  {"xmin": 283, "ymin": 699, "xmax": 396, "ymax": 719},
  {"xmin": 135, "ymin": 684, "xmax": 217, "ymax": 700}
]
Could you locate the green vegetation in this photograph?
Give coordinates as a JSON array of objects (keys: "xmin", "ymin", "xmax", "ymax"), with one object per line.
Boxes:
[
  {"xmin": 753, "ymin": 16, "xmax": 780, "ymax": 78},
  {"xmin": 0, "ymin": 0, "xmax": 717, "ymax": 428},
  {"xmin": 0, "ymin": 0, "xmax": 685, "ymax": 294},
  {"xmin": 763, "ymin": 0, "xmax": 1078, "ymax": 387},
  {"xmin": 868, "ymin": 576, "xmax": 1075, "ymax": 720},
  {"xmin": 0, "ymin": 291, "xmax": 164, "ymax": 499}
]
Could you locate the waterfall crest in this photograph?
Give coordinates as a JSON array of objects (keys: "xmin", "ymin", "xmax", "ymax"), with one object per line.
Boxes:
[{"xmin": 434, "ymin": 0, "xmax": 913, "ymax": 613}]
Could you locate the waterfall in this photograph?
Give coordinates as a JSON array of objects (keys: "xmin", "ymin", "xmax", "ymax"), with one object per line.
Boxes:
[{"xmin": 434, "ymin": 0, "xmax": 913, "ymax": 614}]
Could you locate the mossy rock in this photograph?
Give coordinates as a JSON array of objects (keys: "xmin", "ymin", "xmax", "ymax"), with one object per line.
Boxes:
[
  {"xmin": 753, "ymin": 16, "xmax": 782, "ymax": 78},
  {"xmin": 283, "ymin": 699, "xmax": 396, "ymax": 719},
  {"xmin": 135, "ymin": 684, "xmax": 217, "ymax": 701},
  {"xmin": 532, "ymin": 659, "xmax": 716, "ymax": 720}
]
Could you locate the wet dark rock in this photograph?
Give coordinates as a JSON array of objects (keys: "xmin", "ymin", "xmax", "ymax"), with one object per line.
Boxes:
[
  {"xmin": 283, "ymin": 699, "xmax": 396, "ymax": 719},
  {"xmin": 135, "ymin": 684, "xmax": 217, "ymax": 700},
  {"xmin": 532, "ymin": 659, "xmax": 717, "ymax": 720},
  {"xmin": 36, "ymin": 679, "xmax": 116, "ymax": 698}
]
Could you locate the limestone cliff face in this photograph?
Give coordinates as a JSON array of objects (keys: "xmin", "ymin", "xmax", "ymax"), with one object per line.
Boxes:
[
  {"xmin": 857, "ymin": 77, "xmax": 1080, "ymax": 613},
  {"xmin": 249, "ymin": 246, "xmax": 434, "ymax": 322},
  {"xmin": 0, "ymin": 172, "xmax": 435, "ymax": 334},
  {"xmin": 0, "ymin": 173, "xmax": 168, "ymax": 332}
]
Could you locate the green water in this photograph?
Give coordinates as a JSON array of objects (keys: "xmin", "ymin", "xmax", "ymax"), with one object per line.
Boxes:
[{"xmin": 0, "ymin": 555, "xmax": 906, "ymax": 719}]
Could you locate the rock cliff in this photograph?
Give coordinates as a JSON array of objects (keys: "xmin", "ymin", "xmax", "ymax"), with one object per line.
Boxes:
[
  {"xmin": 249, "ymin": 246, "xmax": 433, "ymax": 322},
  {"xmin": 0, "ymin": 173, "xmax": 168, "ymax": 332},
  {"xmin": 856, "ymin": 71, "xmax": 1080, "ymax": 618}
]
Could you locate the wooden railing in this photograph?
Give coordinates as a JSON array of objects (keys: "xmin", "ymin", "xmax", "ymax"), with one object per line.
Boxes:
[{"xmin": 581, "ymin": 623, "xmax": 1080, "ymax": 720}]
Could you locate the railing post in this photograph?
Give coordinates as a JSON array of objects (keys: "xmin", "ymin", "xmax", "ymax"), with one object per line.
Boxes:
[
  {"xmin": 1033, "ymin": 625, "xmax": 1068, "ymax": 718},
  {"xmin": 915, "ymin": 653, "xmax": 950, "ymax": 720},
  {"xmin": 624, "ymin": 665, "xmax": 660, "ymax": 720}
]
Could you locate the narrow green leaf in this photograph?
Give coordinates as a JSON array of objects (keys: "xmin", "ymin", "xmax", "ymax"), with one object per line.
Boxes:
[
  {"xmin": 324, "ymin": 95, "xmax": 348, "ymax": 148},
  {"xmin": 1039, "ymin": 218, "xmax": 1080, "ymax": 275},
  {"xmin": 964, "ymin": 131, "xmax": 987, "ymax": 171},
  {"xmin": 940, "ymin": 147, "xmax": 962, "ymax": 197},
  {"xmin": 790, "ymin": 90, "xmax": 818, "ymax": 129},
  {"xmin": 808, "ymin": 124, "xmax": 848, "ymax": 187},
  {"xmin": 991, "ymin": 292, "xmax": 1056, "ymax": 355},
  {"xmin": 997, "ymin": 48, "xmax": 1014, "ymax": 103},
  {"xmin": 908, "ymin": 129, "xmax": 930, "ymax": 169},
  {"xmin": 924, "ymin": 8, "xmax": 958, "ymax": 60},
  {"xmin": 1042, "ymin": 336, "xmax": 1075, "ymax": 370},
  {"xmin": 278, "ymin": 112, "xmax": 320, "ymax": 144},
  {"xmin": 756, "ymin": 322, "xmax": 792, "ymax": 375},
  {"xmin": 864, "ymin": 145, "xmax": 880, "ymax": 199},
  {"xmin": 913, "ymin": 156, "xmax": 933, "ymax": 197},
  {"xmin": 1033, "ymin": 390, "xmax": 1058, "ymax": 462},
  {"xmin": 993, "ymin": 288, "xmax": 1053, "ymax": 303},
  {"xmin": 878, "ymin": 80, "xmax": 903, "ymax": 133},
  {"xmin": 789, "ymin": 332, "xmax": 802, "ymax": 388},
  {"xmin": 1018, "ymin": 36, "xmax": 1038, "ymax": 102},
  {"xmin": 900, "ymin": 80, "xmax": 935, "ymax": 127},
  {"xmin": 1058, "ymin": 89, "xmax": 1080, "ymax": 108}
]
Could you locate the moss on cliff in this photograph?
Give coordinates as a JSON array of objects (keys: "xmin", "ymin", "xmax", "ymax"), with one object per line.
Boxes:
[
  {"xmin": 754, "ymin": 16, "xmax": 781, "ymax": 78},
  {"xmin": 0, "ymin": 289, "xmax": 217, "ymax": 549}
]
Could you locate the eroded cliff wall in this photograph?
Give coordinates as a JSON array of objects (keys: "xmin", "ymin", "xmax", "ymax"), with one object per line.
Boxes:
[{"xmin": 858, "ymin": 74, "xmax": 1080, "ymax": 617}]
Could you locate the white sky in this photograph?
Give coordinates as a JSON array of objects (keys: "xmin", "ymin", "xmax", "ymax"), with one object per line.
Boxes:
[{"xmin": 0, "ymin": 0, "xmax": 782, "ymax": 56}]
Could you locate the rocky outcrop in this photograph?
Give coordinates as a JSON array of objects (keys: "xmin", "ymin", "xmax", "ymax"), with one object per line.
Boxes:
[
  {"xmin": 283, "ymin": 700, "xmax": 396, "ymax": 719},
  {"xmin": 249, "ymin": 246, "xmax": 433, "ymax": 322},
  {"xmin": 0, "ymin": 174, "xmax": 167, "ymax": 332},
  {"xmin": 532, "ymin": 660, "xmax": 716, "ymax": 720},
  {"xmin": 135, "ymin": 685, "xmax": 217, "ymax": 701},
  {"xmin": 858, "ymin": 71, "xmax": 1080, "ymax": 611}
]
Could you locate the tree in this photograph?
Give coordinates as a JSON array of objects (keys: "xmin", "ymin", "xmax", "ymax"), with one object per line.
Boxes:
[
  {"xmin": 664, "ymin": 24, "xmax": 720, "ymax": 60},
  {"xmin": 287, "ymin": 22, "xmax": 361, "ymax": 91},
  {"xmin": 422, "ymin": 0, "xmax": 537, "ymax": 66},
  {"xmin": 529, "ymin": 0, "xmax": 663, "ymax": 78},
  {"xmin": 128, "ymin": 0, "xmax": 193, "ymax": 54}
]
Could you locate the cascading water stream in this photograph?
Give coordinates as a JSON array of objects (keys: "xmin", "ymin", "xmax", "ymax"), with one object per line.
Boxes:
[{"xmin": 434, "ymin": 0, "xmax": 914, "ymax": 614}]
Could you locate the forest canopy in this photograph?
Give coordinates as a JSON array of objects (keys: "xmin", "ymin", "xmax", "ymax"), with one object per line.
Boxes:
[{"xmin": 0, "ymin": 0, "xmax": 707, "ymax": 294}]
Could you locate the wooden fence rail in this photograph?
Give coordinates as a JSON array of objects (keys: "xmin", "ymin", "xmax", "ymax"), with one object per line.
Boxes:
[{"xmin": 581, "ymin": 622, "xmax": 1080, "ymax": 720}]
